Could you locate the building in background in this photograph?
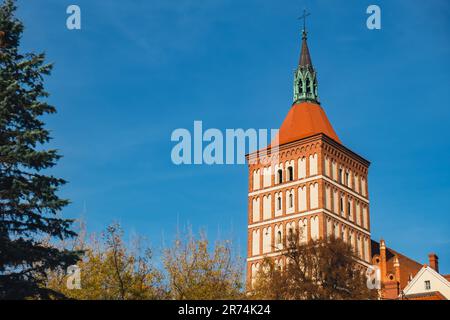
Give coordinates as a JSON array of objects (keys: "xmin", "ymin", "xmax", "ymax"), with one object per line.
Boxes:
[
  {"xmin": 245, "ymin": 24, "xmax": 447, "ymax": 300},
  {"xmin": 400, "ymin": 257, "xmax": 450, "ymax": 300},
  {"xmin": 246, "ymin": 24, "xmax": 371, "ymax": 287}
]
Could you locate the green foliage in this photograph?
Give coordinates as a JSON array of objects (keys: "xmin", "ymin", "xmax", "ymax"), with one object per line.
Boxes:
[{"xmin": 0, "ymin": 0, "xmax": 80, "ymax": 299}]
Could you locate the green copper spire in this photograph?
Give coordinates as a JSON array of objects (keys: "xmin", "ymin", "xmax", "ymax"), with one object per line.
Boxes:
[{"xmin": 293, "ymin": 12, "xmax": 319, "ymax": 105}]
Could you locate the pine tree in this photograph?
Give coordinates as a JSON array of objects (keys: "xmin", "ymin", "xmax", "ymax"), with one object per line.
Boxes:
[{"xmin": 0, "ymin": 0, "xmax": 80, "ymax": 299}]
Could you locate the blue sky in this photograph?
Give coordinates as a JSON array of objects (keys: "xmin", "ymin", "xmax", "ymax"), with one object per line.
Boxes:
[{"xmin": 14, "ymin": 0, "xmax": 450, "ymax": 273}]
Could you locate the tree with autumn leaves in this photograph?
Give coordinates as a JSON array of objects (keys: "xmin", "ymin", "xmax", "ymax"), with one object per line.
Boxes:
[
  {"xmin": 46, "ymin": 222, "xmax": 376, "ymax": 300},
  {"xmin": 46, "ymin": 223, "xmax": 245, "ymax": 300},
  {"xmin": 251, "ymin": 232, "xmax": 378, "ymax": 300}
]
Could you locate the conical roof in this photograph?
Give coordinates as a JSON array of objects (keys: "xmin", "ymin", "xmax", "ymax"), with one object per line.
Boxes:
[{"xmin": 272, "ymin": 101, "xmax": 341, "ymax": 146}]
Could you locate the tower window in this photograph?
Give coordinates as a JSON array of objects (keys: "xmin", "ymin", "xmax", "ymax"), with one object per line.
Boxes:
[
  {"xmin": 277, "ymin": 231, "xmax": 282, "ymax": 245},
  {"xmin": 287, "ymin": 166, "xmax": 293, "ymax": 181},
  {"xmin": 289, "ymin": 193, "xmax": 293, "ymax": 208},
  {"xmin": 306, "ymin": 79, "xmax": 311, "ymax": 93},
  {"xmin": 288, "ymin": 228, "xmax": 294, "ymax": 241},
  {"xmin": 424, "ymin": 280, "xmax": 431, "ymax": 290},
  {"xmin": 299, "ymin": 79, "xmax": 303, "ymax": 94},
  {"xmin": 277, "ymin": 169, "xmax": 283, "ymax": 184},
  {"xmin": 277, "ymin": 196, "xmax": 282, "ymax": 210}
]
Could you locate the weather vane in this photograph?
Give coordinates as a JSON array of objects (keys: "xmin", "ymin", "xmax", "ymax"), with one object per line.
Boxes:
[{"xmin": 298, "ymin": 9, "xmax": 311, "ymax": 33}]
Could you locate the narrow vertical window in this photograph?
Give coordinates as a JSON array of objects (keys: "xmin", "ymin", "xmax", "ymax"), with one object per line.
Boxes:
[
  {"xmin": 288, "ymin": 166, "xmax": 293, "ymax": 181},
  {"xmin": 277, "ymin": 231, "xmax": 282, "ymax": 245},
  {"xmin": 288, "ymin": 228, "xmax": 294, "ymax": 242},
  {"xmin": 331, "ymin": 161, "xmax": 335, "ymax": 179},
  {"xmin": 277, "ymin": 169, "xmax": 283, "ymax": 184},
  {"xmin": 306, "ymin": 78, "xmax": 311, "ymax": 93}
]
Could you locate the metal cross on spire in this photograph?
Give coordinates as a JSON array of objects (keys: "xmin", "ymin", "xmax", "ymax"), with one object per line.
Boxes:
[{"xmin": 298, "ymin": 9, "xmax": 311, "ymax": 34}]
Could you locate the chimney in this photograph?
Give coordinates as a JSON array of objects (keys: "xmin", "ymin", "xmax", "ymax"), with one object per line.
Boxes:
[
  {"xmin": 394, "ymin": 256, "xmax": 401, "ymax": 282},
  {"xmin": 428, "ymin": 253, "xmax": 439, "ymax": 273},
  {"xmin": 379, "ymin": 239, "xmax": 387, "ymax": 281}
]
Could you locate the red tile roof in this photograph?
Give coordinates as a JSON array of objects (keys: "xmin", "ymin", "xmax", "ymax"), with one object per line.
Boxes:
[
  {"xmin": 403, "ymin": 291, "xmax": 446, "ymax": 300},
  {"xmin": 272, "ymin": 102, "xmax": 341, "ymax": 146}
]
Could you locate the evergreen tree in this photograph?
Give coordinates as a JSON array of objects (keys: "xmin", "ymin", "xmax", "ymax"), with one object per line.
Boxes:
[{"xmin": 0, "ymin": 0, "xmax": 80, "ymax": 299}]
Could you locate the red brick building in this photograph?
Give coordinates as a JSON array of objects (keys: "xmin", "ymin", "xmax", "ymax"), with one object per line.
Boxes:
[{"xmin": 245, "ymin": 26, "xmax": 446, "ymax": 299}]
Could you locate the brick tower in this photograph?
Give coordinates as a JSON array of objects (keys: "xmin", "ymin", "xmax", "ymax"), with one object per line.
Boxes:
[{"xmin": 246, "ymin": 26, "xmax": 372, "ymax": 288}]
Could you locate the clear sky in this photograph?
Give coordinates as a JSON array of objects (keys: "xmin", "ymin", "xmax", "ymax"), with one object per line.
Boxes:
[{"xmin": 14, "ymin": 0, "xmax": 450, "ymax": 273}]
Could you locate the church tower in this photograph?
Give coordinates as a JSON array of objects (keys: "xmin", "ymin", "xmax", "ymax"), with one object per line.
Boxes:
[{"xmin": 246, "ymin": 25, "xmax": 372, "ymax": 288}]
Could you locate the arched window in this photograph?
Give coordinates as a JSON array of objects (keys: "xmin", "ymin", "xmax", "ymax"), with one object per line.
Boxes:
[
  {"xmin": 306, "ymin": 78, "xmax": 311, "ymax": 93},
  {"xmin": 311, "ymin": 216, "xmax": 319, "ymax": 240},
  {"xmin": 298, "ymin": 157, "xmax": 306, "ymax": 179},
  {"xmin": 289, "ymin": 193, "xmax": 293, "ymax": 208},
  {"xmin": 309, "ymin": 154, "xmax": 318, "ymax": 175},
  {"xmin": 277, "ymin": 231, "xmax": 282, "ymax": 245},
  {"xmin": 298, "ymin": 186, "xmax": 307, "ymax": 211},
  {"xmin": 263, "ymin": 227, "xmax": 272, "ymax": 254},
  {"xmin": 299, "ymin": 79, "xmax": 303, "ymax": 94},
  {"xmin": 287, "ymin": 166, "xmax": 293, "ymax": 181},
  {"xmin": 288, "ymin": 227, "xmax": 294, "ymax": 241},
  {"xmin": 310, "ymin": 183, "xmax": 319, "ymax": 209},
  {"xmin": 277, "ymin": 196, "xmax": 282, "ymax": 210},
  {"xmin": 277, "ymin": 169, "xmax": 283, "ymax": 184}
]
